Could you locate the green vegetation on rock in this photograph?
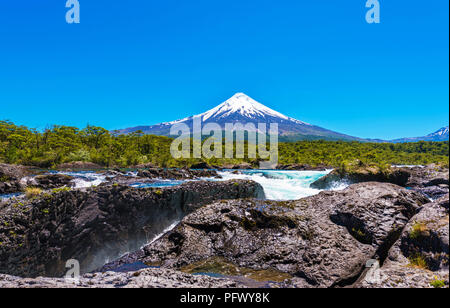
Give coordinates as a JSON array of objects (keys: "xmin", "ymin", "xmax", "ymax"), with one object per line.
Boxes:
[
  {"xmin": 430, "ymin": 277, "xmax": 446, "ymax": 288},
  {"xmin": 408, "ymin": 253, "xmax": 429, "ymax": 270},
  {"xmin": 180, "ymin": 256, "xmax": 292, "ymax": 283}
]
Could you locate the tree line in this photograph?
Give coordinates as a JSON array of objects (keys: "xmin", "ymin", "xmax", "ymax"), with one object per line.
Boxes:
[{"xmin": 0, "ymin": 120, "xmax": 448, "ymax": 168}]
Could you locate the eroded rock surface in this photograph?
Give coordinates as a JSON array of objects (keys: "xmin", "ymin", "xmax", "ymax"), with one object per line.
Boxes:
[
  {"xmin": 276, "ymin": 164, "xmax": 329, "ymax": 171},
  {"xmin": 123, "ymin": 182, "xmax": 428, "ymax": 288},
  {"xmin": 310, "ymin": 165, "xmax": 410, "ymax": 190},
  {"xmin": 0, "ymin": 164, "xmax": 30, "ymax": 194},
  {"xmin": 0, "ymin": 180, "xmax": 264, "ymax": 278},
  {"xmin": 136, "ymin": 168, "xmax": 221, "ymax": 180},
  {"xmin": 0, "ymin": 267, "xmax": 246, "ymax": 288},
  {"xmin": 357, "ymin": 194, "xmax": 449, "ymax": 288},
  {"xmin": 33, "ymin": 174, "xmax": 75, "ymax": 189},
  {"xmin": 402, "ymin": 165, "xmax": 449, "ymax": 200},
  {"xmin": 55, "ymin": 161, "xmax": 104, "ymax": 171}
]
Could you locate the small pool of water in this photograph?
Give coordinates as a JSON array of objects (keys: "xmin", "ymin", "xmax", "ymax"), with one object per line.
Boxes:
[
  {"xmin": 130, "ymin": 181, "xmax": 186, "ymax": 188},
  {"xmin": 0, "ymin": 193, "xmax": 23, "ymax": 200}
]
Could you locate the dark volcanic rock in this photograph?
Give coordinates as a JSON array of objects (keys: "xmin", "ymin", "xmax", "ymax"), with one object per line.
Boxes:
[
  {"xmin": 414, "ymin": 185, "xmax": 449, "ymax": 201},
  {"xmin": 136, "ymin": 168, "xmax": 220, "ymax": 180},
  {"xmin": 400, "ymin": 165, "xmax": 449, "ymax": 200},
  {"xmin": 0, "ymin": 267, "xmax": 246, "ymax": 288},
  {"xmin": 190, "ymin": 162, "xmax": 213, "ymax": 169},
  {"xmin": 136, "ymin": 182, "xmax": 427, "ymax": 288},
  {"xmin": 0, "ymin": 164, "xmax": 29, "ymax": 194},
  {"xmin": 34, "ymin": 174, "xmax": 75, "ymax": 189},
  {"xmin": 55, "ymin": 161, "xmax": 103, "ymax": 171},
  {"xmin": 276, "ymin": 164, "xmax": 329, "ymax": 171},
  {"xmin": 0, "ymin": 181, "xmax": 23, "ymax": 195},
  {"xmin": 357, "ymin": 194, "xmax": 449, "ymax": 288},
  {"xmin": 405, "ymin": 165, "xmax": 449, "ymax": 187},
  {"xmin": 232, "ymin": 163, "xmax": 253, "ymax": 170},
  {"xmin": 0, "ymin": 180, "xmax": 264, "ymax": 278},
  {"xmin": 310, "ymin": 165, "xmax": 410, "ymax": 190}
]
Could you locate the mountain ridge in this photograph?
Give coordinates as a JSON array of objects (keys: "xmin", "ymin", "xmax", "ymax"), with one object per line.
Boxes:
[
  {"xmin": 115, "ymin": 93, "xmax": 449, "ymax": 143},
  {"xmin": 391, "ymin": 126, "xmax": 449, "ymax": 143},
  {"xmin": 115, "ymin": 93, "xmax": 365, "ymax": 142}
]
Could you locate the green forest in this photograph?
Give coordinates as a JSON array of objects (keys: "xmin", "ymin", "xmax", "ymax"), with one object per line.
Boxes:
[{"xmin": 1, "ymin": 120, "xmax": 448, "ymax": 169}]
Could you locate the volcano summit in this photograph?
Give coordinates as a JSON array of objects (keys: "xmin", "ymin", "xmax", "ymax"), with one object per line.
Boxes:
[{"xmin": 116, "ymin": 93, "xmax": 363, "ymax": 142}]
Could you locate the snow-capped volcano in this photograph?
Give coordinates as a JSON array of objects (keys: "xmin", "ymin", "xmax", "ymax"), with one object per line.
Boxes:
[
  {"xmin": 429, "ymin": 126, "xmax": 449, "ymax": 138},
  {"xmin": 115, "ymin": 93, "xmax": 363, "ymax": 141},
  {"xmin": 199, "ymin": 93, "xmax": 306, "ymax": 124},
  {"xmin": 392, "ymin": 126, "xmax": 450, "ymax": 143}
]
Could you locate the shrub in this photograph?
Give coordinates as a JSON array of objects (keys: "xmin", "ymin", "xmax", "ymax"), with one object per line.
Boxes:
[
  {"xmin": 409, "ymin": 222, "xmax": 429, "ymax": 240},
  {"xmin": 52, "ymin": 187, "xmax": 71, "ymax": 194},
  {"xmin": 408, "ymin": 254, "xmax": 429, "ymax": 270},
  {"xmin": 66, "ymin": 149, "xmax": 91, "ymax": 162},
  {"xmin": 430, "ymin": 277, "xmax": 446, "ymax": 288},
  {"xmin": 25, "ymin": 187, "xmax": 42, "ymax": 199}
]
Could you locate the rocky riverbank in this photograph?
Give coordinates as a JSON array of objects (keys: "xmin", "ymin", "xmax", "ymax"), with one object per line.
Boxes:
[
  {"xmin": 0, "ymin": 163, "xmax": 224, "ymax": 197},
  {"xmin": 310, "ymin": 163, "xmax": 410, "ymax": 189},
  {"xmin": 0, "ymin": 164, "xmax": 30, "ymax": 194},
  {"xmin": 0, "ymin": 267, "xmax": 247, "ymax": 288},
  {"xmin": 0, "ymin": 180, "xmax": 264, "ymax": 278},
  {"xmin": 0, "ymin": 162, "xmax": 448, "ymax": 288},
  {"xmin": 107, "ymin": 182, "xmax": 431, "ymax": 288},
  {"xmin": 310, "ymin": 163, "xmax": 449, "ymax": 200},
  {"xmin": 356, "ymin": 194, "xmax": 449, "ymax": 288}
]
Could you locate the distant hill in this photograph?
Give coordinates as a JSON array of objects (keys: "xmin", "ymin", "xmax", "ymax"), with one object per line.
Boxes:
[{"xmin": 391, "ymin": 126, "xmax": 449, "ymax": 143}]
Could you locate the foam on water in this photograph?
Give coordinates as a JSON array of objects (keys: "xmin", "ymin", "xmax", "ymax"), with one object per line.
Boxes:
[
  {"xmin": 58, "ymin": 171, "xmax": 108, "ymax": 188},
  {"xmin": 218, "ymin": 169, "xmax": 334, "ymax": 201},
  {"xmin": 392, "ymin": 165, "xmax": 425, "ymax": 168},
  {"xmin": 147, "ymin": 220, "xmax": 180, "ymax": 246},
  {"xmin": 48, "ymin": 169, "xmax": 346, "ymax": 201}
]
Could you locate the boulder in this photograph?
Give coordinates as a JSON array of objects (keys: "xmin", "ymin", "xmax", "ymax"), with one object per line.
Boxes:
[
  {"xmin": 130, "ymin": 163, "xmax": 157, "ymax": 169},
  {"xmin": 400, "ymin": 165, "xmax": 449, "ymax": 200},
  {"xmin": 0, "ymin": 164, "xmax": 29, "ymax": 194},
  {"xmin": 133, "ymin": 182, "xmax": 427, "ymax": 288},
  {"xmin": 0, "ymin": 181, "xmax": 23, "ymax": 195},
  {"xmin": 34, "ymin": 174, "xmax": 75, "ymax": 189},
  {"xmin": 0, "ymin": 180, "xmax": 264, "ymax": 278},
  {"xmin": 190, "ymin": 162, "xmax": 213, "ymax": 169},
  {"xmin": 357, "ymin": 194, "xmax": 449, "ymax": 288},
  {"xmin": 276, "ymin": 164, "xmax": 329, "ymax": 171},
  {"xmin": 0, "ymin": 164, "xmax": 30, "ymax": 180},
  {"xmin": 55, "ymin": 162, "xmax": 103, "ymax": 171},
  {"xmin": 310, "ymin": 165, "xmax": 410, "ymax": 190},
  {"xmin": 232, "ymin": 163, "xmax": 253, "ymax": 170},
  {"xmin": 137, "ymin": 168, "xmax": 220, "ymax": 180}
]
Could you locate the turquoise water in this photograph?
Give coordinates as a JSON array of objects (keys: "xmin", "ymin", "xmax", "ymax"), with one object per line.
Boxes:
[
  {"xmin": 49, "ymin": 169, "xmax": 335, "ymax": 201},
  {"xmin": 0, "ymin": 193, "xmax": 23, "ymax": 200},
  {"xmin": 130, "ymin": 181, "xmax": 185, "ymax": 188},
  {"xmin": 123, "ymin": 170, "xmax": 332, "ymax": 200},
  {"xmin": 218, "ymin": 170, "xmax": 332, "ymax": 201}
]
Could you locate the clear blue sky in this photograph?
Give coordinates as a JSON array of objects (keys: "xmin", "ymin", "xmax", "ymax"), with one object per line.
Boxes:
[{"xmin": 0, "ymin": 0, "xmax": 448, "ymax": 140}]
